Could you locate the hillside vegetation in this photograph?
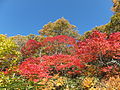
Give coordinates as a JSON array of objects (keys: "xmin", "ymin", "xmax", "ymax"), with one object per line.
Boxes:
[{"xmin": 0, "ymin": 0, "xmax": 120, "ymax": 90}]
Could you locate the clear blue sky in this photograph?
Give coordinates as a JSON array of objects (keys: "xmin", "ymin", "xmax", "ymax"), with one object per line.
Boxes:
[{"xmin": 0, "ymin": 0, "xmax": 113, "ymax": 36}]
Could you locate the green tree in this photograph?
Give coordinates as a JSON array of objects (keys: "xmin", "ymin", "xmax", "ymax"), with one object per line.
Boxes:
[
  {"xmin": 93, "ymin": 13, "xmax": 120, "ymax": 34},
  {"xmin": 38, "ymin": 17, "xmax": 80, "ymax": 39}
]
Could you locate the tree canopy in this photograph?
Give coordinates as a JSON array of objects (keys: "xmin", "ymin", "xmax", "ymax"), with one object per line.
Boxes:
[{"xmin": 39, "ymin": 17, "xmax": 81, "ymax": 39}]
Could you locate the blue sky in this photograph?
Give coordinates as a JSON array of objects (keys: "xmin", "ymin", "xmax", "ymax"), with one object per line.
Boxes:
[{"xmin": 0, "ymin": 0, "xmax": 113, "ymax": 36}]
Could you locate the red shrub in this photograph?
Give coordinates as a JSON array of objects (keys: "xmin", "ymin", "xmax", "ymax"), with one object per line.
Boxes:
[
  {"xmin": 19, "ymin": 31, "xmax": 120, "ymax": 80},
  {"xmin": 21, "ymin": 40, "xmax": 41, "ymax": 56},
  {"xmin": 18, "ymin": 57, "xmax": 51, "ymax": 80},
  {"xmin": 18, "ymin": 54, "xmax": 85, "ymax": 80}
]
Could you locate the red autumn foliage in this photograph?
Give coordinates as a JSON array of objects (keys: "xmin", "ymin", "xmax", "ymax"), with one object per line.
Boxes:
[
  {"xmin": 100, "ymin": 66, "xmax": 113, "ymax": 72},
  {"xmin": 21, "ymin": 40, "xmax": 41, "ymax": 56},
  {"xmin": 21, "ymin": 35, "xmax": 76, "ymax": 57},
  {"xmin": 18, "ymin": 54, "xmax": 85, "ymax": 80},
  {"xmin": 76, "ymin": 30, "xmax": 120, "ymax": 64},
  {"xmin": 42, "ymin": 54, "xmax": 85, "ymax": 70},
  {"xmin": 19, "ymin": 31, "xmax": 120, "ymax": 81},
  {"xmin": 42, "ymin": 35, "xmax": 76, "ymax": 55},
  {"xmin": 108, "ymin": 32, "xmax": 120, "ymax": 59},
  {"xmin": 18, "ymin": 57, "xmax": 51, "ymax": 80},
  {"xmin": 43, "ymin": 35, "xmax": 76, "ymax": 45}
]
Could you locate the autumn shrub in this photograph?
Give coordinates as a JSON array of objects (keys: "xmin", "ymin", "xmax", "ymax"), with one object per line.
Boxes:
[
  {"xmin": 19, "ymin": 30, "xmax": 120, "ymax": 81},
  {"xmin": 103, "ymin": 75, "xmax": 120, "ymax": 90},
  {"xmin": 42, "ymin": 35, "xmax": 76, "ymax": 55},
  {"xmin": 81, "ymin": 76, "xmax": 99, "ymax": 89},
  {"xmin": 18, "ymin": 54, "xmax": 85, "ymax": 82},
  {"xmin": 37, "ymin": 74, "xmax": 67, "ymax": 90},
  {"xmin": 21, "ymin": 35, "xmax": 76, "ymax": 58},
  {"xmin": 89, "ymin": 75, "xmax": 120, "ymax": 90},
  {"xmin": 0, "ymin": 71, "xmax": 39, "ymax": 90},
  {"xmin": 21, "ymin": 39, "xmax": 41, "ymax": 58},
  {"xmin": 18, "ymin": 57, "xmax": 51, "ymax": 81},
  {"xmin": 76, "ymin": 31, "xmax": 120, "ymax": 70}
]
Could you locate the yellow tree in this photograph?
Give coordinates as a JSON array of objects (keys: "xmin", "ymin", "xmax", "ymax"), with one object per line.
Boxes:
[
  {"xmin": 112, "ymin": 0, "xmax": 120, "ymax": 13},
  {"xmin": 0, "ymin": 34, "xmax": 21, "ymax": 71}
]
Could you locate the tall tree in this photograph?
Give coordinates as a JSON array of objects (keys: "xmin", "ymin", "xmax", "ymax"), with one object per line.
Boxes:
[{"xmin": 38, "ymin": 17, "xmax": 80, "ymax": 39}]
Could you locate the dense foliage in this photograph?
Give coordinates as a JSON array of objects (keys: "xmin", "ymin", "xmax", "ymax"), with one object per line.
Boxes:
[
  {"xmin": 38, "ymin": 17, "xmax": 81, "ymax": 39},
  {"xmin": 0, "ymin": 35, "xmax": 21, "ymax": 72},
  {"xmin": 0, "ymin": 1, "xmax": 120, "ymax": 89},
  {"xmin": 112, "ymin": 0, "xmax": 120, "ymax": 13}
]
